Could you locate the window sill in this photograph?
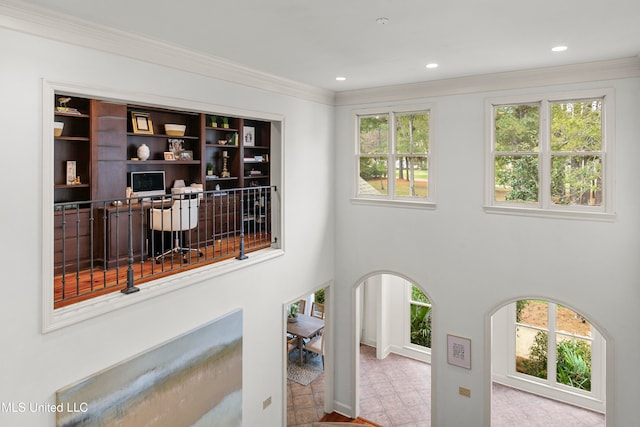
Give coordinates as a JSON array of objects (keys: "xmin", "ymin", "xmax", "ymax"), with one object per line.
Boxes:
[
  {"xmin": 483, "ymin": 205, "xmax": 616, "ymax": 222},
  {"xmin": 44, "ymin": 247, "xmax": 284, "ymax": 332},
  {"xmin": 351, "ymin": 197, "xmax": 436, "ymax": 210}
]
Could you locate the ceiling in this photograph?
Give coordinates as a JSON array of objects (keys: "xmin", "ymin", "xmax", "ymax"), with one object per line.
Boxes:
[{"xmin": 14, "ymin": 0, "xmax": 640, "ymax": 92}]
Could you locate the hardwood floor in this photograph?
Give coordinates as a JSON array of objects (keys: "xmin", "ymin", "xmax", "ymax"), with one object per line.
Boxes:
[
  {"xmin": 319, "ymin": 412, "xmax": 382, "ymax": 426},
  {"xmin": 54, "ymin": 234, "xmax": 270, "ymax": 308}
]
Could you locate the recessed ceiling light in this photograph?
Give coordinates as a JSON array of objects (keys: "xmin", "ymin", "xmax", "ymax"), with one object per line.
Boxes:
[
  {"xmin": 376, "ymin": 17, "xmax": 390, "ymax": 25},
  {"xmin": 552, "ymin": 45, "xmax": 568, "ymax": 52},
  {"xmin": 335, "ymin": 76, "xmax": 346, "ymax": 81},
  {"xmin": 426, "ymin": 63, "xmax": 438, "ymax": 69}
]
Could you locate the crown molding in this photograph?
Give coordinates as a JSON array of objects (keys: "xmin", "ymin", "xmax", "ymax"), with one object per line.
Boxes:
[
  {"xmin": 0, "ymin": 1, "xmax": 336, "ymax": 106},
  {"xmin": 2, "ymin": 1, "xmax": 638, "ymax": 108},
  {"xmin": 335, "ymin": 56, "xmax": 640, "ymax": 106}
]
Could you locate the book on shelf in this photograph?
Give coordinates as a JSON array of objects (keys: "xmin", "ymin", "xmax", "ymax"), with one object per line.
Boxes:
[{"xmin": 56, "ymin": 107, "xmax": 82, "ymax": 115}]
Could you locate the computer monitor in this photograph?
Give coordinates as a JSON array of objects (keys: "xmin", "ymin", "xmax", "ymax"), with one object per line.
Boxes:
[{"xmin": 130, "ymin": 170, "xmax": 166, "ymax": 198}]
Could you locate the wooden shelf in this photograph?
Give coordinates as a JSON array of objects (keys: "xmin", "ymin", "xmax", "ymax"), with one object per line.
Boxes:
[
  {"xmin": 206, "ymin": 176, "xmax": 239, "ymax": 181},
  {"xmin": 55, "ymin": 183, "xmax": 90, "ymax": 189},
  {"xmin": 206, "ymin": 126, "xmax": 239, "ymax": 132},
  {"xmin": 127, "ymin": 160, "xmax": 200, "ymax": 165},
  {"xmin": 54, "ymin": 111, "xmax": 90, "ymax": 118},
  {"xmin": 127, "ymin": 132, "xmax": 199, "ymax": 140},
  {"xmin": 205, "ymin": 143, "xmax": 239, "ymax": 148},
  {"xmin": 55, "ymin": 136, "xmax": 90, "ymax": 142}
]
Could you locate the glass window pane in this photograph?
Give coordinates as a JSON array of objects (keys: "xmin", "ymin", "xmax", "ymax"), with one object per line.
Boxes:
[
  {"xmin": 359, "ymin": 157, "xmax": 388, "ymax": 195},
  {"xmin": 556, "ymin": 335, "xmax": 592, "ymax": 391},
  {"xmin": 359, "ymin": 115, "xmax": 389, "ymax": 154},
  {"xmin": 516, "ymin": 327, "xmax": 548, "ymax": 380},
  {"xmin": 396, "ymin": 112, "xmax": 429, "ymax": 154},
  {"xmin": 411, "ymin": 285, "xmax": 430, "ymax": 304},
  {"xmin": 410, "ymin": 304, "xmax": 431, "ymax": 348},
  {"xmin": 551, "ymin": 100, "xmax": 602, "ymax": 152},
  {"xmin": 516, "ymin": 300, "xmax": 548, "ymax": 328},
  {"xmin": 494, "ymin": 104, "xmax": 539, "ymax": 152},
  {"xmin": 551, "ymin": 155, "xmax": 602, "ymax": 206},
  {"xmin": 556, "ymin": 306, "xmax": 591, "ymax": 337},
  {"xmin": 494, "ymin": 155, "xmax": 539, "ymax": 203},
  {"xmin": 395, "ymin": 156, "xmax": 427, "ymax": 198}
]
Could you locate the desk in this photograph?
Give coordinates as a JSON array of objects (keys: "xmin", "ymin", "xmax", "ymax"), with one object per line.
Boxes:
[
  {"xmin": 95, "ymin": 200, "xmax": 172, "ymax": 269},
  {"xmin": 287, "ymin": 314, "xmax": 324, "ymax": 365},
  {"xmin": 95, "ymin": 194, "xmax": 239, "ymax": 269}
]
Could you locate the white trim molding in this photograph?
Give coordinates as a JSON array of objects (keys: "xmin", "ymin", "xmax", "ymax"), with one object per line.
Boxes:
[
  {"xmin": 1, "ymin": 2, "xmax": 638, "ymax": 108},
  {"xmin": 0, "ymin": 1, "xmax": 335, "ymax": 106},
  {"xmin": 336, "ymin": 57, "xmax": 640, "ymax": 106}
]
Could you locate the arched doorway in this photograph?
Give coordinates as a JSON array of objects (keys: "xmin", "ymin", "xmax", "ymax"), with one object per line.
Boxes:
[
  {"xmin": 353, "ymin": 272, "xmax": 433, "ymax": 425},
  {"xmin": 285, "ymin": 285, "xmax": 332, "ymax": 427},
  {"xmin": 489, "ymin": 298, "xmax": 608, "ymax": 426}
]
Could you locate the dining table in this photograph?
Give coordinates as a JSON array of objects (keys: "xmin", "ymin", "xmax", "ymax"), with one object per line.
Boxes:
[{"xmin": 286, "ymin": 313, "xmax": 324, "ymax": 365}]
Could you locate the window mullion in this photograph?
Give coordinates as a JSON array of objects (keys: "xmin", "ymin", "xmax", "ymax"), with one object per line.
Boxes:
[
  {"xmin": 539, "ymin": 100, "xmax": 551, "ymax": 209},
  {"xmin": 389, "ymin": 112, "xmax": 396, "ymax": 199},
  {"xmin": 547, "ymin": 302, "xmax": 558, "ymax": 386}
]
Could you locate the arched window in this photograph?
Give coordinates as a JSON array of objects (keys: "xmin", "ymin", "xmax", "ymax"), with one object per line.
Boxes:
[{"xmin": 493, "ymin": 299, "xmax": 605, "ymax": 413}]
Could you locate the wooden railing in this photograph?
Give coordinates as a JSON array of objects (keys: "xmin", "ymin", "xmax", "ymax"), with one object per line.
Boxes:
[{"xmin": 53, "ymin": 186, "xmax": 275, "ymax": 308}]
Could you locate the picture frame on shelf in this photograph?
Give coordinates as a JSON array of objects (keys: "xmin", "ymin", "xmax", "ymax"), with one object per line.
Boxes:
[
  {"xmin": 169, "ymin": 139, "xmax": 184, "ymax": 158},
  {"xmin": 66, "ymin": 161, "xmax": 77, "ymax": 185},
  {"xmin": 243, "ymin": 126, "xmax": 255, "ymax": 147},
  {"xmin": 447, "ymin": 334, "xmax": 471, "ymax": 369},
  {"xmin": 164, "ymin": 152, "xmax": 176, "ymax": 161},
  {"xmin": 180, "ymin": 150, "xmax": 193, "ymax": 161},
  {"xmin": 131, "ymin": 112, "xmax": 153, "ymax": 134}
]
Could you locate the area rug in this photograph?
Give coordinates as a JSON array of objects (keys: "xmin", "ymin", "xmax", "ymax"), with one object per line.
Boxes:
[{"xmin": 287, "ymin": 353, "xmax": 323, "ymax": 386}]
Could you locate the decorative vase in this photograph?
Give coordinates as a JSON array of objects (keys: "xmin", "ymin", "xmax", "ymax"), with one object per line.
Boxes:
[{"xmin": 137, "ymin": 143, "xmax": 150, "ymax": 161}]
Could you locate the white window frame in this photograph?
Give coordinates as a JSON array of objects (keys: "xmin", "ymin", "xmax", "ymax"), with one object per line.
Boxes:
[
  {"xmin": 353, "ymin": 105, "xmax": 436, "ymax": 209},
  {"xmin": 484, "ymin": 88, "xmax": 615, "ymax": 221},
  {"xmin": 504, "ymin": 301, "xmax": 605, "ymax": 413},
  {"xmin": 406, "ymin": 283, "xmax": 432, "ymax": 354}
]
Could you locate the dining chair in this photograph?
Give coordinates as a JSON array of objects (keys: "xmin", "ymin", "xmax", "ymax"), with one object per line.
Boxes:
[
  {"xmin": 287, "ymin": 336, "xmax": 299, "ymax": 363},
  {"xmin": 306, "ymin": 329, "xmax": 325, "ymax": 368},
  {"xmin": 297, "ymin": 299, "xmax": 306, "ymax": 316},
  {"xmin": 311, "ymin": 302, "xmax": 325, "ymax": 319}
]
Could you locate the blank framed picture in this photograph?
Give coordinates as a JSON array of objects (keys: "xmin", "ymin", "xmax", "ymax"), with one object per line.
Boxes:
[
  {"xmin": 66, "ymin": 160, "xmax": 76, "ymax": 185},
  {"xmin": 447, "ymin": 334, "xmax": 471, "ymax": 369},
  {"xmin": 243, "ymin": 126, "xmax": 255, "ymax": 146}
]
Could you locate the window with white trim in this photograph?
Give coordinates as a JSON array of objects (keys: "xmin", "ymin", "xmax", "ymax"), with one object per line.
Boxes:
[
  {"xmin": 356, "ymin": 107, "xmax": 433, "ymax": 204},
  {"xmin": 512, "ymin": 300, "xmax": 605, "ymax": 407},
  {"xmin": 408, "ymin": 284, "xmax": 431, "ymax": 350},
  {"xmin": 486, "ymin": 89, "xmax": 614, "ymax": 219}
]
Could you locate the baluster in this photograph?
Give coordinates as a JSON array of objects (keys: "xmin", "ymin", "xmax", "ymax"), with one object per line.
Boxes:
[{"xmin": 122, "ymin": 201, "xmax": 140, "ymax": 294}]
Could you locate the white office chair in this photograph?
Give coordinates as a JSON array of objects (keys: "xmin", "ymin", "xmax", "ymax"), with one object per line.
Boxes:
[{"xmin": 150, "ymin": 194, "xmax": 202, "ymax": 263}]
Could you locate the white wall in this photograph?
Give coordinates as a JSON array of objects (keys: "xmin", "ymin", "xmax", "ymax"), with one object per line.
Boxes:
[
  {"xmin": 334, "ymin": 77, "xmax": 640, "ymax": 425},
  {"xmin": 359, "ymin": 274, "xmax": 431, "ymax": 363},
  {"xmin": 0, "ymin": 27, "xmax": 334, "ymax": 426}
]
